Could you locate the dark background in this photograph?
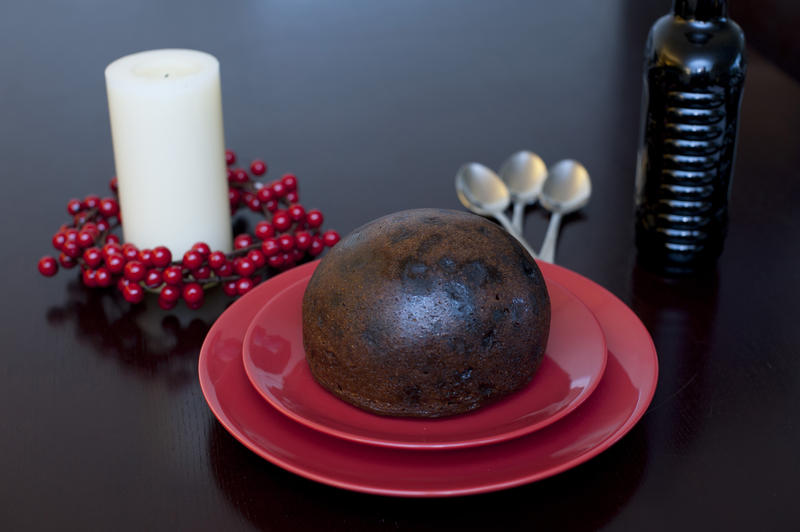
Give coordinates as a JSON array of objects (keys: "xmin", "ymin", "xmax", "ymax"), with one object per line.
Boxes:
[{"xmin": 2, "ymin": 1, "xmax": 799, "ymax": 530}]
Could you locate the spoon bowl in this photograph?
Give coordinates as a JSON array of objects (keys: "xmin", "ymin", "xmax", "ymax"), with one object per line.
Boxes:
[
  {"xmin": 539, "ymin": 159, "xmax": 591, "ymax": 213},
  {"xmin": 455, "ymin": 163, "xmax": 511, "ymax": 216},
  {"xmin": 498, "ymin": 151, "xmax": 547, "ymax": 232},
  {"xmin": 538, "ymin": 160, "xmax": 592, "ymax": 263}
]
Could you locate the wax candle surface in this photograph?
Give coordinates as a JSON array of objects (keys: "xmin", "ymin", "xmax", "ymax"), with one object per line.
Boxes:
[{"xmin": 105, "ymin": 49, "xmax": 232, "ymax": 254}]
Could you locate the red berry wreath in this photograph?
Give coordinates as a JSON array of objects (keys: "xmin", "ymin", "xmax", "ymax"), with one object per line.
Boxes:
[{"xmin": 38, "ymin": 149, "xmax": 340, "ymax": 310}]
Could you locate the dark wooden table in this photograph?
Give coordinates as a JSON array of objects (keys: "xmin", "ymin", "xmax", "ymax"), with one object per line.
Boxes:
[{"xmin": 3, "ymin": 1, "xmax": 799, "ymax": 529}]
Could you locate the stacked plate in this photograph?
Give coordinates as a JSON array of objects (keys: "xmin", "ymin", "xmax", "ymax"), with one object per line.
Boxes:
[{"xmin": 198, "ymin": 260, "xmax": 658, "ymax": 497}]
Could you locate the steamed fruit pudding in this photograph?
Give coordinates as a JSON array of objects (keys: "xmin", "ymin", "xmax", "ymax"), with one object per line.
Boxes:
[{"xmin": 301, "ymin": 208, "xmax": 551, "ymax": 418}]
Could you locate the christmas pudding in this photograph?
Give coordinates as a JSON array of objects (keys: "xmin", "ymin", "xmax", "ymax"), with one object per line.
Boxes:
[{"xmin": 301, "ymin": 208, "xmax": 550, "ymax": 418}]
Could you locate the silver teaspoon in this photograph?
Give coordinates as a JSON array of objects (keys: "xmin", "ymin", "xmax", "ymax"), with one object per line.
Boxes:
[
  {"xmin": 538, "ymin": 159, "xmax": 591, "ymax": 263},
  {"xmin": 455, "ymin": 162, "xmax": 538, "ymax": 259},
  {"xmin": 498, "ymin": 151, "xmax": 547, "ymax": 234}
]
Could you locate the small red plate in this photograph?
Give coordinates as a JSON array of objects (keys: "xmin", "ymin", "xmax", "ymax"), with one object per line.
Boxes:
[{"xmin": 242, "ymin": 273, "xmax": 607, "ymax": 450}]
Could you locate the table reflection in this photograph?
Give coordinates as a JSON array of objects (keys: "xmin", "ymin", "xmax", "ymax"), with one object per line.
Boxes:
[{"xmin": 44, "ymin": 279, "xmax": 223, "ymax": 388}]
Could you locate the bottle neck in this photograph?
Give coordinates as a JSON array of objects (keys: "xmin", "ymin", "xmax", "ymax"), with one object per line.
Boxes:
[{"xmin": 672, "ymin": 0, "xmax": 727, "ymax": 20}]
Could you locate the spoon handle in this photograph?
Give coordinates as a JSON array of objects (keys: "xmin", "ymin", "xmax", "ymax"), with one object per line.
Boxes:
[
  {"xmin": 495, "ymin": 212, "xmax": 538, "ymax": 260},
  {"xmin": 511, "ymin": 201, "xmax": 525, "ymax": 234},
  {"xmin": 538, "ymin": 212, "xmax": 563, "ymax": 263}
]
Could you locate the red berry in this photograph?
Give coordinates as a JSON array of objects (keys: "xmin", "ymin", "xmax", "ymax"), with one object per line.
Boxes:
[
  {"xmin": 76, "ymin": 230, "xmax": 94, "ymax": 248},
  {"xmin": 52, "ymin": 232, "xmax": 67, "ymax": 251},
  {"xmin": 281, "ymin": 252, "xmax": 295, "ymax": 269},
  {"xmin": 306, "ymin": 209, "xmax": 324, "ymax": 228},
  {"xmin": 234, "ymin": 234, "xmax": 253, "ymax": 250},
  {"xmin": 261, "ymin": 237, "xmax": 280, "ymax": 257},
  {"xmin": 281, "ymin": 174, "xmax": 298, "ymax": 191},
  {"xmin": 158, "ymin": 297, "xmax": 177, "ymax": 310},
  {"xmin": 295, "ymin": 231, "xmax": 312, "ymax": 251},
  {"xmin": 82, "ymin": 268, "xmax": 97, "ymax": 287},
  {"xmin": 232, "ymin": 168, "xmax": 249, "ymax": 183},
  {"xmin": 160, "ymin": 285, "xmax": 180, "ymax": 303},
  {"xmin": 99, "ymin": 197, "xmax": 119, "ymax": 217},
  {"xmin": 137, "ymin": 248, "xmax": 153, "ymax": 267},
  {"xmin": 105, "ymin": 233, "xmax": 120, "ymax": 245},
  {"xmin": 234, "ymin": 257, "xmax": 256, "ymax": 277},
  {"xmin": 216, "ymin": 260, "xmax": 234, "ymax": 277},
  {"xmin": 291, "ymin": 248, "xmax": 305, "ymax": 263},
  {"xmin": 144, "ymin": 268, "xmax": 163, "ymax": 288},
  {"xmin": 105, "ymin": 254, "xmax": 125, "ymax": 274},
  {"xmin": 191, "ymin": 242, "xmax": 211, "ymax": 257},
  {"xmin": 95, "ymin": 267, "xmax": 112, "ymax": 287},
  {"xmin": 273, "ymin": 212, "xmax": 291, "ymax": 232},
  {"xmin": 228, "ymin": 188, "xmax": 241, "ymax": 208},
  {"xmin": 267, "ymin": 254, "xmax": 284, "ymax": 269},
  {"xmin": 250, "ymin": 160, "xmax": 267, "ymax": 176},
  {"xmin": 323, "ymin": 230, "xmax": 341, "ymax": 247},
  {"xmin": 254, "ymin": 221, "xmax": 274, "ymax": 240},
  {"xmin": 220, "ymin": 280, "xmax": 237, "ymax": 296},
  {"xmin": 182, "ymin": 250, "xmax": 203, "ymax": 270},
  {"xmin": 265, "ymin": 199, "xmax": 278, "ymax": 213},
  {"xmin": 308, "ymin": 236, "xmax": 325, "ymax": 257},
  {"xmin": 288, "ymin": 204, "xmax": 306, "ymax": 222},
  {"xmin": 278, "ymin": 234, "xmax": 296, "ymax": 251},
  {"xmin": 151, "ymin": 246, "xmax": 172, "ymax": 267},
  {"xmin": 246, "ymin": 195, "xmax": 261, "ymax": 212},
  {"xmin": 182, "ymin": 283, "xmax": 204, "ymax": 305},
  {"xmin": 122, "ymin": 282, "xmax": 144, "ymax": 304},
  {"xmin": 59, "ymin": 252, "xmax": 77, "ymax": 269},
  {"xmin": 247, "ymin": 249, "xmax": 266, "ymax": 268},
  {"xmin": 65, "ymin": 229, "xmax": 79, "ymax": 242},
  {"xmin": 103, "ymin": 243, "xmax": 121, "ymax": 256},
  {"xmin": 83, "ymin": 195, "xmax": 100, "ymax": 210},
  {"xmin": 163, "ymin": 265, "xmax": 183, "ymax": 285},
  {"xmin": 236, "ymin": 277, "xmax": 254, "ymax": 295},
  {"xmin": 256, "ymin": 186, "xmax": 274, "ymax": 203},
  {"xmin": 83, "ymin": 247, "xmax": 103, "ymax": 268},
  {"xmin": 109, "ymin": 177, "xmax": 118, "ymax": 192},
  {"xmin": 67, "ymin": 199, "xmax": 82, "ymax": 215},
  {"xmin": 38, "ymin": 256, "xmax": 58, "ymax": 277},
  {"xmin": 82, "ymin": 222, "xmax": 99, "ymax": 234},
  {"xmin": 271, "ymin": 181, "xmax": 286, "ymax": 198},
  {"xmin": 122, "ymin": 243, "xmax": 139, "ymax": 261},
  {"xmin": 225, "ymin": 149, "xmax": 236, "ymax": 166},
  {"xmin": 123, "ymin": 261, "xmax": 146, "ymax": 282},
  {"xmin": 102, "ymin": 243, "xmax": 122, "ymax": 260},
  {"xmin": 208, "ymin": 251, "xmax": 226, "ymax": 270},
  {"xmin": 96, "ymin": 219, "xmax": 110, "ymax": 233},
  {"xmin": 285, "ymin": 190, "xmax": 299, "ymax": 204},
  {"xmin": 62, "ymin": 240, "xmax": 80, "ymax": 258},
  {"xmin": 193, "ymin": 266, "xmax": 212, "ymax": 280},
  {"xmin": 73, "ymin": 213, "xmax": 89, "ymax": 226}
]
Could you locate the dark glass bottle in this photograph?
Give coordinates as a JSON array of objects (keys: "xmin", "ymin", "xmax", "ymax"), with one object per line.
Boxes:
[{"xmin": 634, "ymin": 0, "xmax": 746, "ymax": 274}]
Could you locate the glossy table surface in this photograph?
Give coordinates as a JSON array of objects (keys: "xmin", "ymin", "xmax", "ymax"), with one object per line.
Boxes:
[{"xmin": 2, "ymin": 1, "xmax": 799, "ymax": 530}]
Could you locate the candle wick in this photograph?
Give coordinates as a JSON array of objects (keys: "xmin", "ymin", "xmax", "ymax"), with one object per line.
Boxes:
[{"xmin": 164, "ymin": 73, "xmax": 169, "ymax": 78}]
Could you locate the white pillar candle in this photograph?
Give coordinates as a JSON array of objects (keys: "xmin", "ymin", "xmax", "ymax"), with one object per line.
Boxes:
[{"xmin": 105, "ymin": 49, "xmax": 232, "ymax": 255}]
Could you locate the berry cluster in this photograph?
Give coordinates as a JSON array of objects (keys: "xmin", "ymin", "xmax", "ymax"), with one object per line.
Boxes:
[{"xmin": 38, "ymin": 150, "xmax": 340, "ymax": 309}]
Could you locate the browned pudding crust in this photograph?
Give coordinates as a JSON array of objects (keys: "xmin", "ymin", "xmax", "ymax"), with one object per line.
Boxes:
[{"xmin": 301, "ymin": 208, "xmax": 550, "ymax": 418}]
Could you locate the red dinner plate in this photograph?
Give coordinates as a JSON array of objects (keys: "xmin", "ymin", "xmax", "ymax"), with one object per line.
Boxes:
[
  {"xmin": 242, "ymin": 272, "xmax": 607, "ymax": 450},
  {"xmin": 198, "ymin": 260, "xmax": 658, "ymax": 497}
]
